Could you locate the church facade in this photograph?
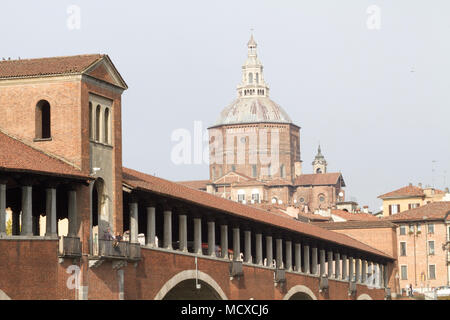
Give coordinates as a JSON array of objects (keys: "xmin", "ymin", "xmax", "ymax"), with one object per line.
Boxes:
[{"xmin": 187, "ymin": 36, "xmax": 346, "ymax": 213}]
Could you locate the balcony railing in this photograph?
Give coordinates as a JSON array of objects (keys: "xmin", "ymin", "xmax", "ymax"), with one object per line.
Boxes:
[
  {"xmin": 92, "ymin": 239, "xmax": 141, "ymax": 261},
  {"xmin": 59, "ymin": 236, "xmax": 82, "ymax": 258}
]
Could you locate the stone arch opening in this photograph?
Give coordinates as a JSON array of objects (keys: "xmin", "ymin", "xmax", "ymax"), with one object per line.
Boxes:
[
  {"xmin": 357, "ymin": 293, "xmax": 373, "ymax": 300},
  {"xmin": 35, "ymin": 100, "xmax": 51, "ymax": 139},
  {"xmin": 91, "ymin": 178, "xmax": 108, "ymax": 252},
  {"xmin": 154, "ymin": 270, "xmax": 227, "ymax": 300},
  {"xmin": 95, "ymin": 104, "xmax": 101, "ymax": 142},
  {"xmin": 0, "ymin": 289, "xmax": 11, "ymax": 300},
  {"xmin": 162, "ymin": 279, "xmax": 221, "ymax": 300},
  {"xmin": 283, "ymin": 285, "xmax": 317, "ymax": 300}
]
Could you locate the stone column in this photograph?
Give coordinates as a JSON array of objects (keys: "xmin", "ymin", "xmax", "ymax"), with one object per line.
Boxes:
[
  {"xmin": 221, "ymin": 224, "xmax": 228, "ymax": 259},
  {"xmin": 367, "ymin": 262, "xmax": 373, "ymax": 285},
  {"xmin": 163, "ymin": 209, "xmax": 172, "ymax": 249},
  {"xmin": 285, "ymin": 241, "xmax": 292, "ymax": 271},
  {"xmin": 45, "ymin": 188, "xmax": 57, "ymax": 237},
  {"xmin": 0, "ymin": 183, "xmax": 6, "ymax": 236},
  {"xmin": 377, "ymin": 263, "xmax": 382, "ymax": 288},
  {"xmin": 294, "ymin": 243, "xmax": 301, "ymax": 272},
  {"xmin": 355, "ymin": 258, "xmax": 361, "ymax": 283},
  {"xmin": 208, "ymin": 220, "xmax": 215, "ymax": 257},
  {"xmin": 255, "ymin": 233, "xmax": 263, "ymax": 265},
  {"xmin": 147, "ymin": 207, "xmax": 156, "ymax": 247},
  {"xmin": 276, "ymin": 238, "xmax": 283, "ymax": 269},
  {"xmin": 327, "ymin": 250, "xmax": 333, "ymax": 277},
  {"xmin": 129, "ymin": 202, "xmax": 138, "ymax": 243},
  {"xmin": 68, "ymin": 190, "xmax": 77, "ymax": 237},
  {"xmin": 349, "ymin": 256, "xmax": 354, "ymax": 282},
  {"xmin": 233, "ymin": 227, "xmax": 240, "ymax": 261},
  {"xmin": 335, "ymin": 252, "xmax": 341, "ymax": 279},
  {"xmin": 303, "ymin": 244, "xmax": 310, "ymax": 274},
  {"xmin": 21, "ymin": 185, "xmax": 33, "ymax": 236},
  {"xmin": 311, "ymin": 246, "xmax": 318, "ymax": 275},
  {"xmin": 266, "ymin": 236, "xmax": 273, "ymax": 267},
  {"xmin": 178, "ymin": 214, "xmax": 187, "ymax": 252},
  {"xmin": 342, "ymin": 254, "xmax": 348, "ymax": 280},
  {"xmin": 383, "ymin": 264, "xmax": 388, "ymax": 288},
  {"xmin": 244, "ymin": 230, "xmax": 251, "ymax": 263},
  {"xmin": 319, "ymin": 249, "xmax": 326, "ymax": 276},
  {"xmin": 194, "ymin": 217, "xmax": 202, "ymax": 255},
  {"xmin": 361, "ymin": 260, "xmax": 367, "ymax": 284}
]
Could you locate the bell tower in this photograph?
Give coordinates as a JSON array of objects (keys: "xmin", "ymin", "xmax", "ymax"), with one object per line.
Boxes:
[{"xmin": 312, "ymin": 145, "xmax": 327, "ymax": 174}]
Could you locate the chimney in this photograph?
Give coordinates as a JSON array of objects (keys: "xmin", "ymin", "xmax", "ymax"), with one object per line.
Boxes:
[{"xmin": 418, "ymin": 182, "xmax": 422, "ymax": 189}]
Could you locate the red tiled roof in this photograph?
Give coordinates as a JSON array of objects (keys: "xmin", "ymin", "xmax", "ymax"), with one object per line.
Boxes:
[
  {"xmin": 297, "ymin": 212, "xmax": 331, "ymax": 222},
  {"xmin": 314, "ymin": 220, "xmax": 395, "ymax": 230},
  {"xmin": 122, "ymin": 167, "xmax": 392, "ymax": 259},
  {"xmin": 331, "ymin": 209, "xmax": 379, "ymax": 221},
  {"xmin": 177, "ymin": 180, "xmax": 210, "ymax": 190},
  {"xmin": 266, "ymin": 178, "xmax": 293, "ymax": 186},
  {"xmin": 294, "ymin": 173, "xmax": 343, "ymax": 186},
  {"xmin": 0, "ymin": 54, "xmax": 104, "ymax": 79},
  {"xmin": 378, "ymin": 185, "xmax": 425, "ymax": 199},
  {"xmin": 383, "ymin": 202, "xmax": 450, "ymax": 222},
  {"xmin": 0, "ymin": 131, "xmax": 90, "ymax": 180},
  {"xmin": 231, "ymin": 179, "xmax": 268, "ymax": 187}
]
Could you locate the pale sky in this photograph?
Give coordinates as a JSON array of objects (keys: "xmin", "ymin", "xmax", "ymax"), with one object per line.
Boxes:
[{"xmin": 1, "ymin": 0, "xmax": 449, "ymax": 211}]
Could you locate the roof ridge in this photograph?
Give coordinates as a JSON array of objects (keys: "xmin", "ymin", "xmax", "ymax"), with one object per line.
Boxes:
[
  {"xmin": 0, "ymin": 128, "xmax": 83, "ymax": 172},
  {"xmin": 0, "ymin": 53, "xmax": 104, "ymax": 64}
]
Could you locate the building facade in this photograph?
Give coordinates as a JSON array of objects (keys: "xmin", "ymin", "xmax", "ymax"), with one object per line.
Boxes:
[
  {"xmin": 384, "ymin": 202, "xmax": 450, "ymax": 293},
  {"xmin": 378, "ymin": 183, "xmax": 447, "ymax": 217}
]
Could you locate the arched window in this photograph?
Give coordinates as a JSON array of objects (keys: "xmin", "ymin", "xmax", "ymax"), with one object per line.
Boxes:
[
  {"xmin": 35, "ymin": 100, "xmax": 51, "ymax": 139},
  {"xmin": 95, "ymin": 105, "xmax": 101, "ymax": 142},
  {"xmin": 89, "ymin": 102, "xmax": 93, "ymax": 139},
  {"xmin": 256, "ymin": 73, "xmax": 259, "ymax": 83},
  {"xmin": 252, "ymin": 164, "xmax": 257, "ymax": 177},
  {"xmin": 280, "ymin": 164, "xmax": 285, "ymax": 178},
  {"xmin": 104, "ymin": 108, "xmax": 110, "ymax": 144},
  {"xmin": 249, "ymin": 73, "xmax": 253, "ymax": 84},
  {"xmin": 316, "ymin": 168, "xmax": 322, "ymax": 174}
]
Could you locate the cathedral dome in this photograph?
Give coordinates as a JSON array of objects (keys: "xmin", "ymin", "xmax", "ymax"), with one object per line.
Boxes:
[
  {"xmin": 212, "ymin": 35, "xmax": 293, "ymax": 127},
  {"xmin": 214, "ymin": 96, "xmax": 292, "ymax": 126}
]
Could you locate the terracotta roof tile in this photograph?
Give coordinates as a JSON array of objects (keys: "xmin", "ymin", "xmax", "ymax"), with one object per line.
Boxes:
[
  {"xmin": 266, "ymin": 178, "xmax": 293, "ymax": 186},
  {"xmin": 123, "ymin": 167, "xmax": 392, "ymax": 259},
  {"xmin": 177, "ymin": 180, "xmax": 210, "ymax": 190},
  {"xmin": 294, "ymin": 173, "xmax": 343, "ymax": 186},
  {"xmin": 314, "ymin": 220, "xmax": 396, "ymax": 230},
  {"xmin": 0, "ymin": 54, "xmax": 103, "ymax": 79},
  {"xmin": 0, "ymin": 131, "xmax": 90, "ymax": 180},
  {"xmin": 378, "ymin": 185, "xmax": 425, "ymax": 199},
  {"xmin": 331, "ymin": 209, "xmax": 379, "ymax": 221},
  {"xmin": 383, "ymin": 202, "xmax": 450, "ymax": 222},
  {"xmin": 297, "ymin": 212, "xmax": 331, "ymax": 222}
]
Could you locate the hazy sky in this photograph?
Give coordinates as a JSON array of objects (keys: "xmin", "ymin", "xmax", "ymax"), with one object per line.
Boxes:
[{"xmin": 1, "ymin": 1, "xmax": 449, "ymax": 211}]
